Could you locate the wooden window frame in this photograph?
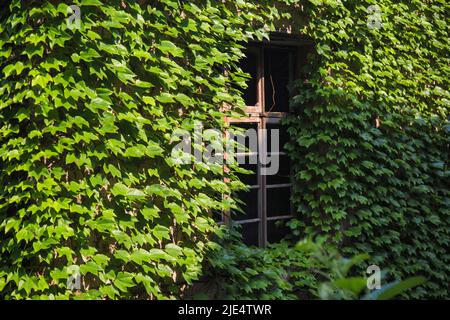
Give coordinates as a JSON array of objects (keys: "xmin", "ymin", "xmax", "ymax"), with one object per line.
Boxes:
[{"xmin": 222, "ymin": 40, "xmax": 302, "ymax": 247}]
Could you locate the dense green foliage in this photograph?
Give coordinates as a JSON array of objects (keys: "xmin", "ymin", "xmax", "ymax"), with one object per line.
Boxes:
[
  {"xmin": 283, "ymin": 0, "xmax": 449, "ymax": 298},
  {"xmin": 0, "ymin": 0, "xmax": 278, "ymax": 299},
  {"xmin": 295, "ymin": 237, "xmax": 426, "ymax": 300},
  {"xmin": 0, "ymin": 0, "xmax": 448, "ymax": 300},
  {"xmin": 190, "ymin": 231, "xmax": 425, "ymax": 300}
]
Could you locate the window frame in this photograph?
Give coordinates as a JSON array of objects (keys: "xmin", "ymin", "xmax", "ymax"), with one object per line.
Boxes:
[{"xmin": 222, "ymin": 40, "xmax": 301, "ymax": 247}]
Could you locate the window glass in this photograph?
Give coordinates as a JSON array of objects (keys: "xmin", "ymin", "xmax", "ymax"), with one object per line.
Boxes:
[
  {"xmin": 232, "ymin": 189, "xmax": 259, "ymax": 220},
  {"xmin": 266, "ymin": 155, "xmax": 291, "ymax": 185},
  {"xmin": 228, "ymin": 43, "xmax": 299, "ymax": 247},
  {"xmin": 266, "ymin": 123, "xmax": 289, "ymax": 153},
  {"xmin": 241, "ymin": 222, "xmax": 260, "ymax": 246},
  {"xmin": 267, "ymin": 187, "xmax": 291, "ymax": 217},
  {"xmin": 237, "ymin": 161, "xmax": 258, "ymax": 186}
]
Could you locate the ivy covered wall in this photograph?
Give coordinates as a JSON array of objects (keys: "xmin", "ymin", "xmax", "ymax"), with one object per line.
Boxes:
[
  {"xmin": 0, "ymin": 0, "xmax": 448, "ymax": 300},
  {"xmin": 282, "ymin": 0, "xmax": 449, "ymax": 299}
]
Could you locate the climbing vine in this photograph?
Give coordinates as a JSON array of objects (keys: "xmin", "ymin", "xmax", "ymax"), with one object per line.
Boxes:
[{"xmin": 282, "ymin": 0, "xmax": 450, "ymax": 299}]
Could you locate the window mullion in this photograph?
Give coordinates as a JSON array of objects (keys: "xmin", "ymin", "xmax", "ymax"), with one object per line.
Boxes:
[{"xmin": 259, "ymin": 45, "xmax": 268, "ymax": 247}]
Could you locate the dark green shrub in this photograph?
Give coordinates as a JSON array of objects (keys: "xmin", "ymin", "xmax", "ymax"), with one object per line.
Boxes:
[{"xmin": 283, "ymin": 0, "xmax": 449, "ymax": 298}]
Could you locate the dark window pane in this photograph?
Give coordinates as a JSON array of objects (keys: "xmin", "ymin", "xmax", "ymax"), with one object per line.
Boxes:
[
  {"xmin": 241, "ymin": 49, "xmax": 258, "ymax": 106},
  {"xmin": 241, "ymin": 222, "xmax": 260, "ymax": 246},
  {"xmin": 266, "ymin": 123, "xmax": 289, "ymax": 153},
  {"xmin": 267, "ymin": 187, "xmax": 291, "ymax": 217},
  {"xmin": 232, "ymin": 188, "xmax": 258, "ymax": 220},
  {"xmin": 267, "ymin": 219, "xmax": 290, "ymax": 243},
  {"xmin": 231, "ymin": 122, "xmax": 258, "ymax": 154},
  {"xmin": 266, "ymin": 155, "xmax": 291, "ymax": 185},
  {"xmin": 264, "ymin": 48, "xmax": 294, "ymax": 112}
]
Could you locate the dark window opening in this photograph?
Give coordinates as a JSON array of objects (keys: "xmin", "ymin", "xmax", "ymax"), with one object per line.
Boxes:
[
  {"xmin": 266, "ymin": 122, "xmax": 290, "ymax": 153},
  {"xmin": 267, "ymin": 187, "xmax": 291, "ymax": 217},
  {"xmin": 232, "ymin": 189, "xmax": 259, "ymax": 221},
  {"xmin": 236, "ymin": 162, "xmax": 258, "ymax": 186},
  {"xmin": 222, "ymin": 39, "xmax": 306, "ymax": 247}
]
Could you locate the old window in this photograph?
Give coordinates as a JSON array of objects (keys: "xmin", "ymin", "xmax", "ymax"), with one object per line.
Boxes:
[{"xmin": 221, "ymin": 41, "xmax": 301, "ymax": 246}]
